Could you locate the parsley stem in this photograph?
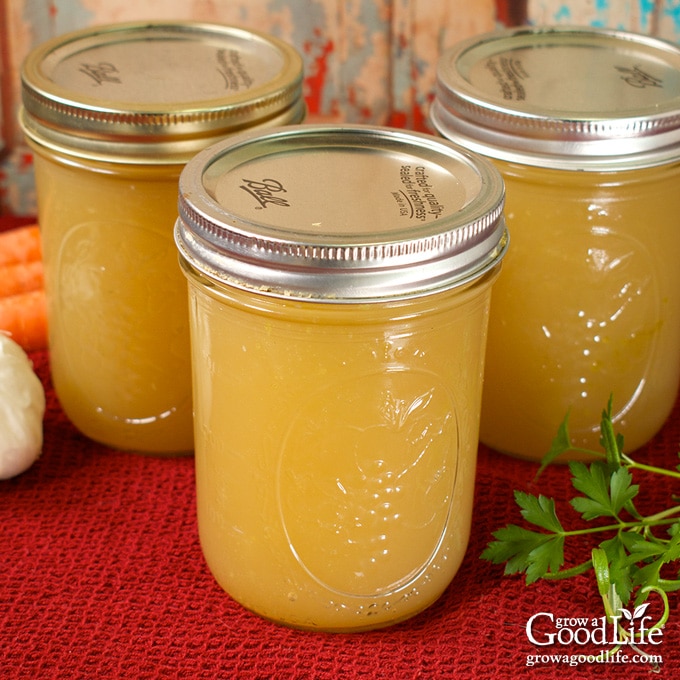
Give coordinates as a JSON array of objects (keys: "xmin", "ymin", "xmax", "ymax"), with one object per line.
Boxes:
[
  {"xmin": 557, "ymin": 514, "xmax": 680, "ymax": 538},
  {"xmin": 543, "ymin": 561, "xmax": 592, "ymax": 580},
  {"xmin": 621, "ymin": 454, "xmax": 680, "ymax": 480},
  {"xmin": 657, "ymin": 577, "xmax": 680, "ymax": 592},
  {"xmin": 643, "ymin": 504, "xmax": 680, "ymax": 524}
]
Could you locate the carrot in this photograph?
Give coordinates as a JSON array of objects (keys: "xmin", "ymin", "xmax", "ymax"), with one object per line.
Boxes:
[
  {"xmin": 0, "ymin": 289, "xmax": 48, "ymax": 352},
  {"xmin": 0, "ymin": 260, "xmax": 45, "ymax": 298},
  {"xmin": 0, "ymin": 223, "xmax": 47, "ymax": 352},
  {"xmin": 0, "ymin": 224, "xmax": 42, "ymax": 267}
]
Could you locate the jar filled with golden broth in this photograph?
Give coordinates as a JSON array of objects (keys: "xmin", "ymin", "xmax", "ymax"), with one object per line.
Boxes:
[
  {"xmin": 19, "ymin": 21, "xmax": 305, "ymax": 454},
  {"xmin": 431, "ymin": 26, "xmax": 680, "ymax": 461},
  {"xmin": 175, "ymin": 124, "xmax": 507, "ymax": 631}
]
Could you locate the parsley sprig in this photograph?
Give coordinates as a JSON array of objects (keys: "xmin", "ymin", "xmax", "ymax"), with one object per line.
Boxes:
[{"xmin": 482, "ymin": 397, "xmax": 680, "ymax": 626}]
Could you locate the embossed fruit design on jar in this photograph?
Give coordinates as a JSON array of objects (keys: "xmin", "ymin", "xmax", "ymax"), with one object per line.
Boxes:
[{"xmin": 175, "ymin": 124, "xmax": 507, "ymax": 630}]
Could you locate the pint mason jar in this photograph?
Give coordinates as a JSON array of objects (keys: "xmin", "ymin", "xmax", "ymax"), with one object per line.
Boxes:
[
  {"xmin": 19, "ymin": 21, "xmax": 305, "ymax": 454},
  {"xmin": 431, "ymin": 26, "xmax": 680, "ymax": 461},
  {"xmin": 175, "ymin": 125, "xmax": 507, "ymax": 631}
]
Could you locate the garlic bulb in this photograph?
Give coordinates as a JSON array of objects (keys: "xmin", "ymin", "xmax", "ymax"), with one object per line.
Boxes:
[{"xmin": 0, "ymin": 333, "xmax": 46, "ymax": 479}]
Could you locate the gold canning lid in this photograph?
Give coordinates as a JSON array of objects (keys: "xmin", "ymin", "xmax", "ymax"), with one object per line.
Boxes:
[{"xmin": 20, "ymin": 21, "xmax": 305, "ymax": 164}]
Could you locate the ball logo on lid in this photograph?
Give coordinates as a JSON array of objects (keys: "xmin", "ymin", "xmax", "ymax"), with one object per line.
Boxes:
[
  {"xmin": 616, "ymin": 64, "xmax": 662, "ymax": 89},
  {"xmin": 79, "ymin": 61, "xmax": 121, "ymax": 86},
  {"xmin": 239, "ymin": 177, "xmax": 290, "ymax": 209}
]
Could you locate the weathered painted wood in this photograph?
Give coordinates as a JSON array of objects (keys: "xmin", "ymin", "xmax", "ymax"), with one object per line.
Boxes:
[
  {"xmin": 1, "ymin": 0, "xmax": 678, "ymax": 214},
  {"xmin": 526, "ymin": 0, "xmax": 677, "ymax": 38}
]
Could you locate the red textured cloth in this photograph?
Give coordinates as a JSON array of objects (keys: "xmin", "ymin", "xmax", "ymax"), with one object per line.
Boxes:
[{"xmin": 2, "ymin": 219, "xmax": 679, "ymax": 679}]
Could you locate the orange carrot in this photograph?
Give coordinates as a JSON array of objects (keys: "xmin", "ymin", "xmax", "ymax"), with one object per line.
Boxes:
[
  {"xmin": 0, "ymin": 260, "xmax": 45, "ymax": 298},
  {"xmin": 0, "ymin": 289, "xmax": 48, "ymax": 352},
  {"xmin": 0, "ymin": 224, "xmax": 42, "ymax": 267}
]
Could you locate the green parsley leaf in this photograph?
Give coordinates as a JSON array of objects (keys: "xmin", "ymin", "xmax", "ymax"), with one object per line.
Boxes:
[
  {"xmin": 482, "ymin": 525, "xmax": 545, "ymax": 568},
  {"xmin": 569, "ymin": 461, "xmax": 617, "ymax": 520},
  {"xmin": 535, "ymin": 409, "xmax": 573, "ymax": 476},
  {"xmin": 609, "ymin": 466, "xmax": 639, "ymax": 516},
  {"xmin": 525, "ymin": 536, "xmax": 565, "ymax": 584},
  {"xmin": 629, "ymin": 529, "xmax": 680, "ymax": 592},
  {"xmin": 515, "ymin": 490, "xmax": 564, "ymax": 533}
]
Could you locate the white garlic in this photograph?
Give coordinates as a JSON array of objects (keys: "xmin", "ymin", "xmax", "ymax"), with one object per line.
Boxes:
[{"xmin": 0, "ymin": 333, "xmax": 46, "ymax": 479}]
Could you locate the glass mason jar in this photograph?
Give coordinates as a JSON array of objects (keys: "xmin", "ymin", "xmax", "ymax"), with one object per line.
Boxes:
[
  {"xmin": 175, "ymin": 124, "xmax": 507, "ymax": 631},
  {"xmin": 19, "ymin": 21, "xmax": 305, "ymax": 454},
  {"xmin": 431, "ymin": 26, "xmax": 680, "ymax": 461}
]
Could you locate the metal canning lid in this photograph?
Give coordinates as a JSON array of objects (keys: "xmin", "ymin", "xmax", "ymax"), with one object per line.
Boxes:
[
  {"xmin": 175, "ymin": 124, "xmax": 507, "ymax": 301},
  {"xmin": 20, "ymin": 21, "xmax": 305, "ymax": 164},
  {"xmin": 431, "ymin": 26, "xmax": 680, "ymax": 170}
]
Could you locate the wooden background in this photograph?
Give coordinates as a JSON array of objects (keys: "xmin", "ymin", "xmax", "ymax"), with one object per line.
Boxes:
[{"xmin": 2, "ymin": 0, "xmax": 680, "ymax": 215}]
